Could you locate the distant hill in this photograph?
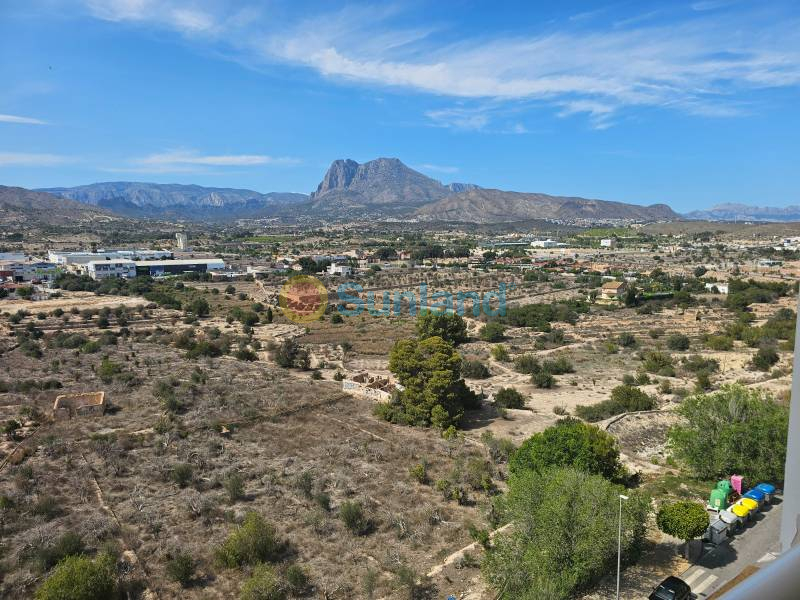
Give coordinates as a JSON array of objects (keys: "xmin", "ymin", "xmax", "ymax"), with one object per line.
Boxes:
[
  {"xmin": 686, "ymin": 203, "xmax": 800, "ymax": 222},
  {"xmin": 415, "ymin": 187, "xmax": 678, "ymax": 224},
  {"xmin": 37, "ymin": 157, "xmax": 681, "ymax": 223},
  {"xmin": 0, "ymin": 185, "xmax": 118, "ymax": 226},
  {"xmin": 308, "ymin": 158, "xmax": 455, "ymax": 214},
  {"xmin": 40, "ymin": 182, "xmax": 308, "ymax": 219}
]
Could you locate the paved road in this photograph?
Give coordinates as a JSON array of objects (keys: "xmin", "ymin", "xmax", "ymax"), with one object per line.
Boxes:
[{"xmin": 680, "ymin": 498, "xmax": 783, "ymax": 598}]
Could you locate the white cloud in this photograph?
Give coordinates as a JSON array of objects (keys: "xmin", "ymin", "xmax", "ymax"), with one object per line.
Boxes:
[
  {"xmin": 135, "ymin": 150, "xmax": 299, "ymax": 167},
  {"xmin": 416, "ymin": 163, "xmax": 459, "ymax": 174},
  {"xmin": 0, "ymin": 114, "xmax": 47, "ymax": 125},
  {"xmin": 0, "ymin": 152, "xmax": 71, "ymax": 166},
  {"xmin": 75, "ymin": 1, "xmax": 800, "ymax": 129}
]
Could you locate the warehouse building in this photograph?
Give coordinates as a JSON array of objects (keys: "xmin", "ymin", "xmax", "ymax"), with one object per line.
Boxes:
[
  {"xmin": 48, "ymin": 249, "xmax": 173, "ymax": 265},
  {"xmin": 134, "ymin": 258, "xmax": 225, "ymax": 277}
]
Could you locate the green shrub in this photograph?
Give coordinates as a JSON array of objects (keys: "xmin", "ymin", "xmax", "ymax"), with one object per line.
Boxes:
[
  {"xmin": 166, "ymin": 551, "xmax": 195, "ymax": 587},
  {"xmin": 216, "ymin": 512, "xmax": 281, "ymax": 568},
  {"xmin": 666, "ymin": 334, "xmax": 690, "ymax": 351},
  {"xmin": 513, "ymin": 354, "xmax": 540, "ymax": 375},
  {"xmin": 479, "ymin": 322, "xmax": 506, "ymax": 342},
  {"xmin": 284, "ymin": 564, "xmax": 309, "ymax": 594},
  {"xmin": 490, "ymin": 344, "xmax": 510, "ymax": 362},
  {"xmin": 706, "ymin": 335, "xmax": 734, "ymax": 351},
  {"xmin": 340, "ymin": 501, "xmax": 371, "ymax": 535},
  {"xmin": 224, "ymin": 472, "xmax": 246, "ymax": 503},
  {"xmin": 240, "ymin": 564, "xmax": 285, "ymax": 600},
  {"xmin": 409, "ymin": 462, "xmax": 428, "ymax": 484},
  {"xmin": 532, "ymin": 371, "xmax": 555, "ymax": 388},
  {"xmin": 35, "ymin": 531, "xmax": 85, "ymax": 573},
  {"xmin": 575, "ymin": 385, "xmax": 655, "ymax": 422},
  {"xmin": 494, "ymin": 387, "xmax": 525, "ymax": 409},
  {"xmin": 541, "ymin": 356, "xmax": 574, "ymax": 375},
  {"xmin": 35, "ymin": 553, "xmax": 116, "ymax": 600},
  {"xmin": 752, "ymin": 345, "xmax": 779, "ymax": 371},
  {"xmin": 462, "ymin": 359, "xmax": 490, "ymax": 379}
]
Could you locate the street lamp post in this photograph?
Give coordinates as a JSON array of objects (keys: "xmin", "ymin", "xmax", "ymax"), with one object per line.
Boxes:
[{"xmin": 617, "ymin": 494, "xmax": 629, "ymax": 600}]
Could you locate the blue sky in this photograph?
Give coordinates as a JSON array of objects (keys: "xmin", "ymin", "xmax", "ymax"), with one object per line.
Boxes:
[{"xmin": 1, "ymin": 0, "xmax": 799, "ymax": 212}]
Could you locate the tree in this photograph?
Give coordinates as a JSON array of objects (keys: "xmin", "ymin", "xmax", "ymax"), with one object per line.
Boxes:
[
  {"xmin": 462, "ymin": 359, "xmax": 490, "ymax": 379},
  {"xmin": 480, "ymin": 322, "xmax": 506, "ymax": 342},
  {"xmin": 274, "ymin": 339, "xmax": 298, "ymax": 368},
  {"xmin": 656, "ymin": 501, "xmax": 709, "ymax": 558},
  {"xmin": 415, "ymin": 311, "xmax": 468, "ymax": 345},
  {"xmin": 35, "ymin": 553, "xmax": 116, "ymax": 600},
  {"xmin": 483, "ymin": 467, "xmax": 649, "ymax": 600},
  {"xmin": 379, "ymin": 336, "xmax": 479, "ymax": 428},
  {"xmin": 510, "ymin": 418, "xmax": 625, "ymax": 481},
  {"xmin": 668, "ymin": 384, "xmax": 789, "ymax": 481}
]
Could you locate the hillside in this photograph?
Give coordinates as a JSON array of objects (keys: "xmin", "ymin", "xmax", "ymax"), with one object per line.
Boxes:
[
  {"xmin": 415, "ymin": 187, "xmax": 678, "ymax": 224},
  {"xmin": 0, "ymin": 185, "xmax": 119, "ymax": 226},
  {"xmin": 686, "ymin": 203, "xmax": 800, "ymax": 222},
  {"xmin": 40, "ymin": 182, "xmax": 308, "ymax": 219}
]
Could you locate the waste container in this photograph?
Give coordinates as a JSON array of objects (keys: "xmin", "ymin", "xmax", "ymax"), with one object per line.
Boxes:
[
  {"xmin": 703, "ymin": 518, "xmax": 729, "ymax": 545},
  {"xmin": 739, "ymin": 497, "xmax": 759, "ymax": 514},
  {"xmin": 716, "ymin": 479, "xmax": 734, "ymax": 497},
  {"xmin": 743, "ymin": 489, "xmax": 766, "ymax": 507},
  {"xmin": 731, "ymin": 474, "xmax": 745, "ymax": 495},
  {"xmin": 755, "ymin": 483, "xmax": 776, "ymax": 503},
  {"xmin": 719, "ymin": 509, "xmax": 743, "ymax": 533},
  {"xmin": 708, "ymin": 488, "xmax": 729, "ymax": 511},
  {"xmin": 730, "ymin": 501, "xmax": 752, "ymax": 522}
]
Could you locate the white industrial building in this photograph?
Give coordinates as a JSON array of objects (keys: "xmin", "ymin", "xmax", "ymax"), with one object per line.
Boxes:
[
  {"xmin": 600, "ymin": 238, "xmax": 617, "ymax": 248},
  {"xmin": 530, "ymin": 239, "xmax": 559, "ymax": 248},
  {"xmin": 48, "ymin": 249, "xmax": 173, "ymax": 265},
  {"xmin": 327, "ymin": 264, "xmax": 352, "ymax": 276},
  {"xmin": 86, "ymin": 260, "xmax": 137, "ymax": 280}
]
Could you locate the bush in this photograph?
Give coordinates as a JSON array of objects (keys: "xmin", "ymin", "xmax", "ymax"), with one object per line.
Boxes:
[
  {"xmin": 618, "ymin": 332, "xmax": 637, "ymax": 348},
  {"xmin": 166, "ymin": 551, "xmax": 195, "ymax": 587},
  {"xmin": 752, "ymin": 345, "xmax": 779, "ymax": 371},
  {"xmin": 541, "ymin": 356, "xmax": 574, "ymax": 375},
  {"xmin": 494, "ymin": 387, "xmax": 525, "ymax": 409},
  {"xmin": 642, "ymin": 351, "xmax": 674, "ymax": 375},
  {"xmin": 666, "ymin": 334, "xmax": 690, "ymax": 351},
  {"xmin": 479, "ymin": 322, "xmax": 506, "ymax": 342},
  {"xmin": 216, "ymin": 512, "xmax": 282, "ymax": 568},
  {"xmin": 35, "ymin": 531, "xmax": 85, "ymax": 573},
  {"xmin": 575, "ymin": 385, "xmax": 655, "ymax": 422},
  {"xmin": 409, "ymin": 461, "xmax": 428, "ymax": 484},
  {"xmin": 340, "ymin": 500, "xmax": 370, "ymax": 535},
  {"xmin": 706, "ymin": 335, "xmax": 734, "ymax": 351},
  {"xmin": 171, "ymin": 464, "xmax": 193, "ymax": 488},
  {"xmin": 284, "ymin": 564, "xmax": 309, "ymax": 594},
  {"xmin": 532, "ymin": 371, "xmax": 555, "ymax": 388},
  {"xmin": 240, "ymin": 564, "xmax": 285, "ymax": 600},
  {"xmin": 490, "ymin": 344, "xmax": 510, "ymax": 362},
  {"xmin": 331, "ymin": 313, "xmax": 344, "ymax": 324},
  {"xmin": 35, "ymin": 553, "xmax": 116, "ymax": 600},
  {"xmin": 513, "ymin": 354, "xmax": 540, "ymax": 375},
  {"xmin": 224, "ymin": 472, "xmax": 246, "ymax": 503},
  {"xmin": 510, "ymin": 418, "xmax": 624, "ymax": 480},
  {"xmin": 462, "ymin": 359, "xmax": 490, "ymax": 379}
]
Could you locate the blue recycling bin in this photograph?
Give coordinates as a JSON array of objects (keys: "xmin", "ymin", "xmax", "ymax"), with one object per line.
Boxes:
[
  {"xmin": 743, "ymin": 488, "xmax": 766, "ymax": 507},
  {"xmin": 755, "ymin": 483, "xmax": 776, "ymax": 503}
]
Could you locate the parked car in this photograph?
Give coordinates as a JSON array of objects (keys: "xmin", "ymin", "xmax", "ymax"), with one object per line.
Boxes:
[{"xmin": 648, "ymin": 575, "xmax": 692, "ymax": 600}]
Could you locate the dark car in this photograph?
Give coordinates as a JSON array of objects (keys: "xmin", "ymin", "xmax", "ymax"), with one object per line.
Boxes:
[{"xmin": 648, "ymin": 576, "xmax": 692, "ymax": 600}]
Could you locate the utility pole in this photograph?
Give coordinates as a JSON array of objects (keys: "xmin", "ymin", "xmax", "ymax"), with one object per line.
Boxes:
[{"xmin": 617, "ymin": 494, "xmax": 629, "ymax": 600}]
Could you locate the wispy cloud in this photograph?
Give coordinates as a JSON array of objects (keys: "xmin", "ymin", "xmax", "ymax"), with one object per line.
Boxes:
[
  {"xmin": 416, "ymin": 163, "xmax": 459, "ymax": 174},
  {"xmin": 74, "ymin": 1, "xmax": 800, "ymax": 130},
  {"xmin": 0, "ymin": 113, "xmax": 47, "ymax": 125},
  {"xmin": 101, "ymin": 149, "xmax": 303, "ymax": 173},
  {"xmin": 0, "ymin": 152, "xmax": 71, "ymax": 166}
]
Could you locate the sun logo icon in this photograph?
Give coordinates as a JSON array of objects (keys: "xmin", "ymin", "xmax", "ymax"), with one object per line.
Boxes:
[{"xmin": 278, "ymin": 275, "xmax": 328, "ymax": 323}]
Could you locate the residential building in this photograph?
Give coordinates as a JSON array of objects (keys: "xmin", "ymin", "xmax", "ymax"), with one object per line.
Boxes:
[
  {"xmin": 327, "ymin": 264, "xmax": 352, "ymax": 276},
  {"xmin": 600, "ymin": 238, "xmax": 617, "ymax": 248},
  {"xmin": 86, "ymin": 259, "xmax": 137, "ymax": 280}
]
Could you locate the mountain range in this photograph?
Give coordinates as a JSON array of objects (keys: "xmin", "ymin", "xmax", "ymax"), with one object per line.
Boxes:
[
  {"xmin": 33, "ymin": 157, "xmax": 679, "ymax": 224},
  {"xmin": 686, "ymin": 203, "xmax": 800, "ymax": 222},
  {"xmin": 0, "ymin": 185, "xmax": 120, "ymax": 226}
]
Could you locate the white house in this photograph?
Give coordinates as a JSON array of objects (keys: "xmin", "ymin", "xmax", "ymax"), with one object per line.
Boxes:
[
  {"xmin": 600, "ymin": 238, "xmax": 617, "ymax": 248},
  {"xmin": 327, "ymin": 264, "xmax": 352, "ymax": 277}
]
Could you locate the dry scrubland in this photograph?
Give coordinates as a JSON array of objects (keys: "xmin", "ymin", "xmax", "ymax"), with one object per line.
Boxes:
[{"xmin": 0, "ymin": 261, "xmax": 795, "ymax": 599}]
